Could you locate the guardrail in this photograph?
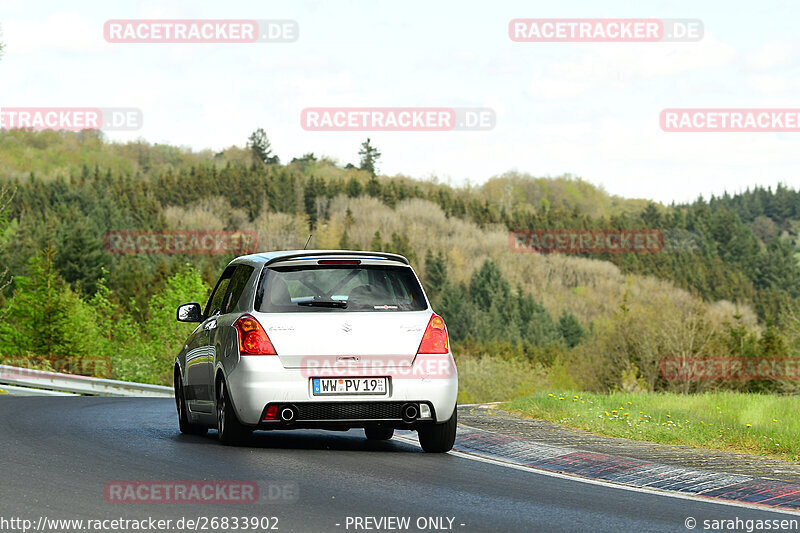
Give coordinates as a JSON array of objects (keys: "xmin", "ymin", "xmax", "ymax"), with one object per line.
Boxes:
[{"xmin": 0, "ymin": 365, "xmax": 174, "ymax": 397}]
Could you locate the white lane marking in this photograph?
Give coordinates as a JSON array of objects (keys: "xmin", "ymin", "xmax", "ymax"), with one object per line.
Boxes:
[{"xmin": 392, "ymin": 433, "xmax": 800, "ymax": 517}]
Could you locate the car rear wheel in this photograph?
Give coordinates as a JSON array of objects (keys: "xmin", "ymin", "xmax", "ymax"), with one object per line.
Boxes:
[
  {"xmin": 418, "ymin": 407, "xmax": 457, "ymax": 453},
  {"xmin": 175, "ymin": 374, "xmax": 207, "ymax": 435},
  {"xmin": 216, "ymin": 379, "xmax": 250, "ymax": 446},
  {"xmin": 364, "ymin": 426, "xmax": 394, "ymax": 440}
]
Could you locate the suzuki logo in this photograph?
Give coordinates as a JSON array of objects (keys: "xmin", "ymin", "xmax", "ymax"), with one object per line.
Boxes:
[{"xmin": 341, "ymin": 321, "xmax": 353, "ymax": 333}]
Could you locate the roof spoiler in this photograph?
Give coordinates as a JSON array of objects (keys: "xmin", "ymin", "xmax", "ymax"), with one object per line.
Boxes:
[{"xmin": 264, "ymin": 251, "xmax": 410, "ymax": 266}]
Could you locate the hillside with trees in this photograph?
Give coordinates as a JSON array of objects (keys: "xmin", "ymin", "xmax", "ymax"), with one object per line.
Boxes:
[{"xmin": 1, "ymin": 129, "xmax": 799, "ymax": 400}]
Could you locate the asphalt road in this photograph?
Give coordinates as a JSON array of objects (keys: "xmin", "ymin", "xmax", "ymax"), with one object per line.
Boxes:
[{"xmin": 0, "ymin": 397, "xmax": 796, "ymax": 533}]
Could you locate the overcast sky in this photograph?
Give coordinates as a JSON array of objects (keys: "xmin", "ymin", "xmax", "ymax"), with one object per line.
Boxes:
[{"xmin": 1, "ymin": 0, "xmax": 799, "ymax": 204}]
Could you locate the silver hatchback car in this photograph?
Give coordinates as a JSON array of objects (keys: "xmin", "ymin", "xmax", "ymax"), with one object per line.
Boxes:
[{"xmin": 174, "ymin": 250, "xmax": 459, "ymax": 452}]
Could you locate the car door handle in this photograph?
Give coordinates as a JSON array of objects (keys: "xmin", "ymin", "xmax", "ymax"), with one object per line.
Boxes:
[{"xmin": 204, "ymin": 319, "xmax": 217, "ymax": 331}]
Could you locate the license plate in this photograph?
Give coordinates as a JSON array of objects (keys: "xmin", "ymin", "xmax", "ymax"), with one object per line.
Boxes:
[{"xmin": 312, "ymin": 377, "xmax": 387, "ymax": 395}]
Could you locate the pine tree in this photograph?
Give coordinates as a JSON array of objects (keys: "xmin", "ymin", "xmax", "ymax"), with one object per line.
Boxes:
[
  {"xmin": 640, "ymin": 202, "xmax": 662, "ymax": 227},
  {"xmin": 469, "ymin": 260, "xmax": 510, "ymax": 312},
  {"xmin": 387, "ymin": 232, "xmax": 417, "ymax": 264},
  {"xmin": 366, "ymin": 175, "xmax": 382, "ymax": 197},
  {"xmin": 0, "ymin": 249, "xmax": 103, "ymax": 357},
  {"xmin": 346, "ymin": 177, "xmax": 363, "ymax": 198},
  {"xmin": 358, "ymin": 138, "xmax": 381, "ymax": 176},
  {"xmin": 247, "ymin": 128, "xmax": 279, "ymax": 165},
  {"xmin": 0, "ymin": 184, "xmax": 14, "ymax": 294},
  {"xmin": 304, "ymin": 176, "xmax": 319, "ymax": 230},
  {"xmin": 516, "ymin": 289, "xmax": 560, "ymax": 346},
  {"xmin": 558, "ymin": 309, "xmax": 584, "ymax": 348},
  {"xmin": 424, "ymin": 249, "xmax": 448, "ymax": 300},
  {"xmin": 339, "ymin": 230, "xmax": 353, "ymax": 250},
  {"xmin": 370, "ymin": 231, "xmax": 384, "ymax": 251},
  {"xmin": 344, "ymin": 207, "xmax": 355, "ymax": 229},
  {"xmin": 381, "ymin": 182, "xmax": 397, "ymax": 208},
  {"xmin": 436, "ymin": 282, "xmax": 475, "ymax": 342},
  {"xmin": 54, "ymin": 214, "xmax": 109, "ymax": 295}
]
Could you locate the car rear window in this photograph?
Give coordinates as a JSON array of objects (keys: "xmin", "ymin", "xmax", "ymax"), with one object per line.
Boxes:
[{"xmin": 255, "ymin": 265, "xmax": 427, "ymax": 312}]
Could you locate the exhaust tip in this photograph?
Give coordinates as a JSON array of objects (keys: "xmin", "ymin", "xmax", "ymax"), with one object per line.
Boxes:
[
  {"xmin": 280, "ymin": 406, "xmax": 297, "ymax": 422},
  {"xmin": 401, "ymin": 403, "xmax": 419, "ymax": 422}
]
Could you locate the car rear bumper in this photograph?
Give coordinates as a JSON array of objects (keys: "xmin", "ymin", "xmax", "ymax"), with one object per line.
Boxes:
[
  {"xmin": 257, "ymin": 401, "xmax": 439, "ymax": 430},
  {"xmin": 225, "ymin": 354, "xmax": 458, "ymax": 426}
]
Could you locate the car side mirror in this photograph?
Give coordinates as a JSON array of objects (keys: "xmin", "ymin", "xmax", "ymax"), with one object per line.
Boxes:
[{"xmin": 177, "ymin": 302, "xmax": 203, "ymax": 323}]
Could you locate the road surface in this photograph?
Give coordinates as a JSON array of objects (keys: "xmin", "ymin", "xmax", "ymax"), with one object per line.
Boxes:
[{"xmin": 0, "ymin": 397, "xmax": 795, "ymax": 532}]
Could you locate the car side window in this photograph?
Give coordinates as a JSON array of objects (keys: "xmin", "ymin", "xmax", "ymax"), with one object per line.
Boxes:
[
  {"xmin": 221, "ymin": 265, "xmax": 254, "ymax": 314},
  {"xmin": 205, "ymin": 267, "xmax": 235, "ymax": 317}
]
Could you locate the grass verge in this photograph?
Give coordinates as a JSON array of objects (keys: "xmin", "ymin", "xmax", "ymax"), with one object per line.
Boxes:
[
  {"xmin": 455, "ymin": 355, "xmax": 549, "ymax": 404},
  {"xmin": 505, "ymin": 390, "xmax": 800, "ymax": 462}
]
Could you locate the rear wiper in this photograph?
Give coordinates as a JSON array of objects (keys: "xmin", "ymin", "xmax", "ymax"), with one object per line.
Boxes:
[{"xmin": 297, "ymin": 299, "xmax": 348, "ymax": 309}]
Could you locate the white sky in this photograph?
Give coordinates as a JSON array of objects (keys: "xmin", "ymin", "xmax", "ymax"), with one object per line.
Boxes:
[{"xmin": 1, "ymin": 0, "xmax": 800, "ymax": 203}]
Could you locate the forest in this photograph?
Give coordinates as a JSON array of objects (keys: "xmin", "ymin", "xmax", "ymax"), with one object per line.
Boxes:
[{"xmin": 1, "ymin": 129, "xmax": 799, "ymax": 401}]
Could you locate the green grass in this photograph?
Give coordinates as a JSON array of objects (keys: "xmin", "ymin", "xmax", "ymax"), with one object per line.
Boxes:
[
  {"xmin": 455, "ymin": 355, "xmax": 549, "ymax": 404},
  {"xmin": 505, "ymin": 390, "xmax": 800, "ymax": 461}
]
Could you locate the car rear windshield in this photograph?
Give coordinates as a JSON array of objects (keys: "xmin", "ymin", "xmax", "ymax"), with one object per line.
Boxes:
[{"xmin": 255, "ymin": 265, "xmax": 427, "ymax": 313}]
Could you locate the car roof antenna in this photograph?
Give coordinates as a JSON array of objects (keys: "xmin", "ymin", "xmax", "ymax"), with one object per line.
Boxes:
[{"xmin": 303, "ymin": 234, "xmax": 313, "ymax": 250}]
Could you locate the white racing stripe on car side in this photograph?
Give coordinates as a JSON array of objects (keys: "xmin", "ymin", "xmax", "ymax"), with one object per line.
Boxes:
[{"xmin": 392, "ymin": 432, "xmax": 800, "ymax": 516}]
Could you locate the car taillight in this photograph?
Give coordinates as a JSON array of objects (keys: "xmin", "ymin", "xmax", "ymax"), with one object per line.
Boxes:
[
  {"xmin": 417, "ymin": 314, "xmax": 449, "ymax": 354},
  {"xmin": 234, "ymin": 315, "xmax": 277, "ymax": 355}
]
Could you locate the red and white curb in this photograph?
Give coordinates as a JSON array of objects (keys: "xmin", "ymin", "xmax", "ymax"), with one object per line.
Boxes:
[{"xmin": 397, "ymin": 424, "xmax": 800, "ymax": 515}]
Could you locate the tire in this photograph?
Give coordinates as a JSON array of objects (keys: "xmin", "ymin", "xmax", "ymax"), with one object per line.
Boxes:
[
  {"xmin": 418, "ymin": 407, "xmax": 457, "ymax": 453},
  {"xmin": 175, "ymin": 374, "xmax": 207, "ymax": 436},
  {"xmin": 216, "ymin": 379, "xmax": 251, "ymax": 446},
  {"xmin": 364, "ymin": 426, "xmax": 394, "ymax": 441}
]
